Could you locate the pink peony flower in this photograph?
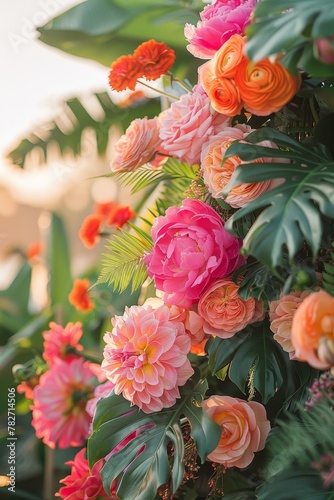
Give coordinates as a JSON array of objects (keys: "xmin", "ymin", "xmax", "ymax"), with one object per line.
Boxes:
[
  {"xmin": 56, "ymin": 448, "xmax": 115, "ymax": 500},
  {"xmin": 42, "ymin": 321, "xmax": 84, "ymax": 366},
  {"xmin": 200, "ymin": 124, "xmax": 277, "ymax": 207},
  {"xmin": 184, "ymin": 0, "xmax": 256, "ymax": 59},
  {"xmin": 203, "ymin": 395, "xmax": 271, "ymax": 468},
  {"xmin": 102, "ymin": 304, "xmax": 194, "ymax": 413},
  {"xmin": 158, "ymin": 89, "xmax": 231, "ymax": 166},
  {"xmin": 110, "ymin": 117, "xmax": 162, "ymax": 172},
  {"xmin": 269, "ymin": 290, "xmax": 313, "ymax": 358},
  {"xmin": 32, "ymin": 358, "xmax": 96, "ymax": 449},
  {"xmin": 144, "ymin": 198, "xmax": 244, "ymax": 308},
  {"xmin": 198, "ymin": 277, "xmax": 264, "ymax": 338}
]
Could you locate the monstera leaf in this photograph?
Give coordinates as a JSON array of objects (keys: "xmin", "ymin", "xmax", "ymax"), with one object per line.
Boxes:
[
  {"xmin": 245, "ymin": 0, "xmax": 334, "ymax": 78},
  {"xmin": 88, "ymin": 376, "xmax": 221, "ymax": 500},
  {"xmin": 223, "ymin": 128, "xmax": 334, "ymax": 269}
]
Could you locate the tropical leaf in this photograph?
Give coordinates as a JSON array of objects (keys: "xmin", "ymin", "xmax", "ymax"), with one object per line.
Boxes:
[
  {"xmin": 223, "ymin": 128, "xmax": 334, "ymax": 269},
  {"xmin": 7, "ymin": 92, "xmax": 161, "ymax": 169},
  {"xmin": 232, "ymin": 258, "xmax": 283, "ymax": 303},
  {"xmin": 97, "ymin": 224, "xmax": 153, "ymax": 293},
  {"xmin": 207, "ymin": 328, "xmax": 252, "ymax": 376},
  {"xmin": 88, "ymin": 376, "xmax": 221, "ymax": 500},
  {"xmin": 36, "ymin": 0, "xmax": 200, "ymax": 78},
  {"xmin": 245, "ymin": 0, "xmax": 334, "ymax": 78}
]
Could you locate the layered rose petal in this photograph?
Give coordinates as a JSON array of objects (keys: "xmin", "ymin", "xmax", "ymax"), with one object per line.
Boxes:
[
  {"xmin": 144, "ymin": 198, "xmax": 244, "ymax": 308},
  {"xmin": 102, "ymin": 304, "xmax": 194, "ymax": 413},
  {"xmin": 203, "ymin": 395, "xmax": 270, "ymax": 469}
]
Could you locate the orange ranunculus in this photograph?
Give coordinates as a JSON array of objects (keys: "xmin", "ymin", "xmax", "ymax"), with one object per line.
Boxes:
[
  {"xmin": 133, "ymin": 39, "xmax": 176, "ymax": 81},
  {"xmin": 206, "ymin": 76, "xmax": 243, "ymax": 116},
  {"xmin": 68, "ymin": 279, "xmax": 94, "ymax": 313},
  {"xmin": 235, "ymin": 56, "xmax": 301, "ymax": 116},
  {"xmin": 108, "ymin": 55, "xmax": 143, "ymax": 91},
  {"xmin": 213, "ymin": 33, "xmax": 246, "ymax": 79},
  {"xmin": 79, "ymin": 214, "xmax": 103, "ymax": 249},
  {"xmin": 291, "ymin": 290, "xmax": 334, "ymax": 370},
  {"xmin": 106, "ymin": 205, "xmax": 136, "ymax": 228}
]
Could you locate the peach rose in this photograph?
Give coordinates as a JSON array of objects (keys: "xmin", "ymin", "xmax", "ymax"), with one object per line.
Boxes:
[
  {"xmin": 200, "ymin": 123, "xmax": 275, "ymax": 207},
  {"xmin": 203, "ymin": 395, "xmax": 270, "ymax": 468},
  {"xmin": 291, "ymin": 290, "xmax": 334, "ymax": 370},
  {"xmin": 198, "ymin": 277, "xmax": 264, "ymax": 338},
  {"xmin": 269, "ymin": 290, "xmax": 312, "ymax": 358},
  {"xmin": 110, "ymin": 117, "xmax": 161, "ymax": 172},
  {"xmin": 235, "ymin": 56, "xmax": 301, "ymax": 116}
]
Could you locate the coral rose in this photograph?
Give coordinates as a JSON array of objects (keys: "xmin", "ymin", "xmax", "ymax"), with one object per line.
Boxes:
[
  {"xmin": 110, "ymin": 117, "xmax": 161, "ymax": 172},
  {"xmin": 200, "ymin": 124, "xmax": 276, "ymax": 207},
  {"xmin": 203, "ymin": 395, "xmax": 270, "ymax": 468},
  {"xmin": 235, "ymin": 56, "xmax": 301, "ymax": 116},
  {"xmin": 102, "ymin": 304, "xmax": 194, "ymax": 413},
  {"xmin": 291, "ymin": 290, "xmax": 334, "ymax": 370},
  {"xmin": 133, "ymin": 39, "xmax": 176, "ymax": 80},
  {"xmin": 158, "ymin": 89, "xmax": 230, "ymax": 166},
  {"xmin": 144, "ymin": 198, "xmax": 244, "ymax": 308},
  {"xmin": 269, "ymin": 290, "xmax": 312, "ymax": 358},
  {"xmin": 184, "ymin": 0, "xmax": 256, "ymax": 59},
  {"xmin": 198, "ymin": 277, "xmax": 264, "ymax": 338}
]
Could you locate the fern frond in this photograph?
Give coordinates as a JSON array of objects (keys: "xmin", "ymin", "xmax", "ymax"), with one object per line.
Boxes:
[{"xmin": 97, "ymin": 225, "xmax": 153, "ymax": 293}]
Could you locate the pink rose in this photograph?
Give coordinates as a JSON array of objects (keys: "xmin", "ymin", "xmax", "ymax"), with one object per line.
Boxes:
[
  {"xmin": 144, "ymin": 198, "xmax": 244, "ymax": 308},
  {"xmin": 110, "ymin": 117, "xmax": 162, "ymax": 172},
  {"xmin": 159, "ymin": 90, "xmax": 231, "ymax": 166},
  {"xmin": 203, "ymin": 395, "xmax": 271, "ymax": 468},
  {"xmin": 198, "ymin": 277, "xmax": 264, "ymax": 338},
  {"xmin": 200, "ymin": 124, "xmax": 278, "ymax": 207},
  {"xmin": 184, "ymin": 0, "xmax": 256, "ymax": 59}
]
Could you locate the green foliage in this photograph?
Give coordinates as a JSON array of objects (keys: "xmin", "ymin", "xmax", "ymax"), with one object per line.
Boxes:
[
  {"xmin": 88, "ymin": 376, "xmax": 221, "ymax": 500},
  {"xmin": 7, "ymin": 92, "xmax": 161, "ymax": 168},
  {"xmin": 97, "ymin": 224, "xmax": 153, "ymax": 293},
  {"xmin": 223, "ymin": 128, "xmax": 334, "ymax": 269},
  {"xmin": 322, "ymin": 243, "xmax": 334, "ymax": 296},
  {"xmin": 36, "ymin": 0, "xmax": 201, "ymax": 77},
  {"xmin": 232, "ymin": 258, "xmax": 282, "ymax": 303},
  {"xmin": 245, "ymin": 0, "xmax": 334, "ymax": 78}
]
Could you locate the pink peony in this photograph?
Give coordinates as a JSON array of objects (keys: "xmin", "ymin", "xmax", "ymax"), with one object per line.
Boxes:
[
  {"xmin": 200, "ymin": 124, "xmax": 277, "ymax": 207},
  {"xmin": 198, "ymin": 277, "xmax": 264, "ymax": 338},
  {"xmin": 31, "ymin": 358, "xmax": 96, "ymax": 449},
  {"xmin": 57, "ymin": 448, "xmax": 115, "ymax": 500},
  {"xmin": 42, "ymin": 321, "xmax": 83, "ymax": 366},
  {"xmin": 144, "ymin": 198, "xmax": 244, "ymax": 308},
  {"xmin": 184, "ymin": 0, "xmax": 256, "ymax": 59},
  {"xmin": 158, "ymin": 89, "xmax": 231, "ymax": 166},
  {"xmin": 110, "ymin": 117, "xmax": 162, "ymax": 172},
  {"xmin": 203, "ymin": 395, "xmax": 270, "ymax": 468},
  {"xmin": 269, "ymin": 290, "xmax": 313, "ymax": 358},
  {"xmin": 102, "ymin": 304, "xmax": 194, "ymax": 413}
]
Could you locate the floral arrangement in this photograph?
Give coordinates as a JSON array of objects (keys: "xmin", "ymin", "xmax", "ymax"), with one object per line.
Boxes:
[{"xmin": 10, "ymin": 0, "xmax": 334, "ymax": 499}]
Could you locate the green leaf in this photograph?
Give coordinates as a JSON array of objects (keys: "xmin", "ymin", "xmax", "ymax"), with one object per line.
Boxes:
[
  {"xmin": 207, "ymin": 329, "xmax": 252, "ymax": 376},
  {"xmin": 229, "ymin": 324, "xmax": 285, "ymax": 403},
  {"xmin": 223, "ymin": 129, "xmax": 334, "ymax": 268},
  {"xmin": 98, "ymin": 224, "xmax": 153, "ymax": 293},
  {"xmin": 88, "ymin": 376, "xmax": 221, "ymax": 500}
]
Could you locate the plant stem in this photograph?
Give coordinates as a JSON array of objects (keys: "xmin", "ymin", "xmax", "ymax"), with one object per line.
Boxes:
[{"xmin": 137, "ymin": 80, "xmax": 179, "ymax": 101}]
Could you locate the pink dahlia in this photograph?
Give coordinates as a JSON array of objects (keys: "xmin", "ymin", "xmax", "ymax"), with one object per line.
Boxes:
[
  {"xmin": 158, "ymin": 88, "xmax": 230, "ymax": 166},
  {"xmin": 42, "ymin": 321, "xmax": 84, "ymax": 366},
  {"xmin": 57, "ymin": 448, "xmax": 115, "ymax": 499},
  {"xmin": 184, "ymin": 0, "xmax": 256, "ymax": 59},
  {"xmin": 144, "ymin": 198, "xmax": 244, "ymax": 308},
  {"xmin": 32, "ymin": 358, "xmax": 96, "ymax": 449},
  {"xmin": 102, "ymin": 304, "xmax": 194, "ymax": 413}
]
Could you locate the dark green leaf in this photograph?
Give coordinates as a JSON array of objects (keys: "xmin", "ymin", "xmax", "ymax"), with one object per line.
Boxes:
[{"xmin": 207, "ymin": 329, "xmax": 252, "ymax": 375}]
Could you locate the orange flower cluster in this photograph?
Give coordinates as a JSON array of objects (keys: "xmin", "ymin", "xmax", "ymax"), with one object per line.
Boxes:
[
  {"xmin": 198, "ymin": 34, "xmax": 301, "ymax": 117},
  {"xmin": 109, "ymin": 39, "xmax": 176, "ymax": 91},
  {"xmin": 79, "ymin": 201, "xmax": 136, "ymax": 249},
  {"xmin": 68, "ymin": 278, "xmax": 94, "ymax": 313}
]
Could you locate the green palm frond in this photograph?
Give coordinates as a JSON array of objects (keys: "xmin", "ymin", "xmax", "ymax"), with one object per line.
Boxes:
[
  {"xmin": 7, "ymin": 92, "xmax": 161, "ymax": 169},
  {"xmin": 97, "ymin": 224, "xmax": 153, "ymax": 293}
]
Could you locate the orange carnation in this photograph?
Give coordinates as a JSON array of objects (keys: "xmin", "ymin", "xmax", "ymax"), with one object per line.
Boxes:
[
  {"xmin": 79, "ymin": 214, "xmax": 103, "ymax": 249},
  {"xmin": 108, "ymin": 55, "xmax": 143, "ymax": 91},
  {"xmin": 235, "ymin": 57, "xmax": 301, "ymax": 116},
  {"xmin": 291, "ymin": 290, "xmax": 334, "ymax": 370},
  {"xmin": 106, "ymin": 205, "xmax": 136, "ymax": 228},
  {"xmin": 133, "ymin": 39, "xmax": 176, "ymax": 81},
  {"xmin": 68, "ymin": 279, "xmax": 94, "ymax": 313}
]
